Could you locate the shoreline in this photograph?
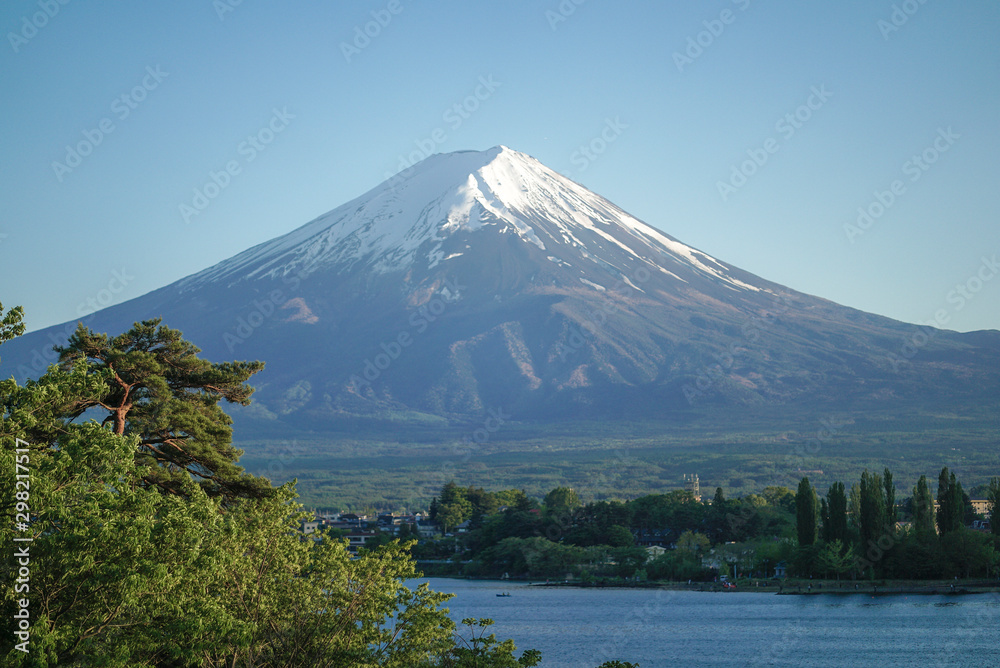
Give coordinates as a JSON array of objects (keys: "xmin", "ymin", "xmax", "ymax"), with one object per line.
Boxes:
[{"xmin": 422, "ymin": 575, "xmax": 1000, "ymax": 596}]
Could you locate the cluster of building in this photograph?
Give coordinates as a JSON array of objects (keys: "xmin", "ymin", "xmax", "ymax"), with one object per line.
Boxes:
[{"xmin": 300, "ymin": 511, "xmax": 438, "ymax": 553}]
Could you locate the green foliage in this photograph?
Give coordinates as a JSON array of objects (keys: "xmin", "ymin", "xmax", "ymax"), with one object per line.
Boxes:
[
  {"xmin": 816, "ymin": 540, "xmax": 856, "ymax": 580},
  {"xmin": 795, "ymin": 477, "xmax": 818, "ymax": 546},
  {"xmin": 848, "ymin": 483, "xmax": 862, "ymax": 530},
  {"xmin": 676, "ymin": 530, "xmax": 710, "ymax": 554},
  {"xmin": 603, "ymin": 524, "xmax": 636, "ymax": 548},
  {"xmin": 883, "ymin": 468, "xmax": 897, "ymax": 528},
  {"xmin": 564, "ymin": 501, "xmax": 631, "ymax": 547},
  {"xmin": 439, "ymin": 618, "xmax": 541, "ymax": 667},
  {"xmin": 646, "ymin": 550, "xmax": 708, "ymax": 582},
  {"xmin": 939, "ymin": 528, "xmax": 998, "ymax": 579},
  {"xmin": 609, "ymin": 545, "xmax": 648, "ymax": 578},
  {"xmin": 543, "ymin": 486, "xmax": 581, "ymax": 515},
  {"xmin": 912, "ymin": 474, "xmax": 936, "ymax": 537},
  {"xmin": 823, "ymin": 481, "xmax": 848, "ymax": 544},
  {"xmin": 474, "ymin": 537, "xmax": 588, "ymax": 578},
  {"xmin": 54, "ymin": 319, "xmax": 270, "ymax": 500},
  {"xmin": 434, "ymin": 482, "xmax": 514, "ymax": 532},
  {"xmin": 0, "ymin": 301, "xmax": 25, "ymax": 351},
  {"xmin": 629, "ymin": 490, "xmax": 704, "ymax": 544},
  {"xmin": 988, "ymin": 477, "xmax": 1000, "ymax": 538},
  {"xmin": 858, "ymin": 470, "xmax": 889, "ymax": 569},
  {"xmin": 761, "ymin": 486, "xmax": 795, "ymax": 511},
  {"xmin": 457, "ymin": 482, "xmax": 801, "ymax": 581},
  {"xmin": 937, "ymin": 467, "xmax": 963, "ymax": 535}
]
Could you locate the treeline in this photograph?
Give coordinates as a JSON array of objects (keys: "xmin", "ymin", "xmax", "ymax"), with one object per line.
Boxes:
[
  {"xmin": 423, "ymin": 481, "xmax": 800, "ymax": 581},
  {"xmin": 0, "ymin": 305, "xmax": 636, "ymax": 667},
  {"xmin": 423, "ymin": 468, "xmax": 999, "ymax": 583},
  {"xmin": 794, "ymin": 469, "xmax": 1000, "ymax": 579}
]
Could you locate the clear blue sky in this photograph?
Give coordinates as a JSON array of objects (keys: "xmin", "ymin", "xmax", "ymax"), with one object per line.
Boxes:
[{"xmin": 2, "ymin": 1, "xmax": 998, "ymax": 334}]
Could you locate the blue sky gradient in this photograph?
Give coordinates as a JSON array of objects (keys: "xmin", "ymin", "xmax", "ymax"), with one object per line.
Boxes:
[{"xmin": 2, "ymin": 0, "xmax": 998, "ymax": 333}]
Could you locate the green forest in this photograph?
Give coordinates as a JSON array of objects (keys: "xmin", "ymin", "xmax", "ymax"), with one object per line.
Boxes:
[{"xmin": 409, "ymin": 468, "xmax": 999, "ymax": 583}]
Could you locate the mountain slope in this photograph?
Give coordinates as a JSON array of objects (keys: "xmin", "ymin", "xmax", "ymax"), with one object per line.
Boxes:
[{"xmin": 4, "ymin": 146, "xmax": 999, "ymax": 427}]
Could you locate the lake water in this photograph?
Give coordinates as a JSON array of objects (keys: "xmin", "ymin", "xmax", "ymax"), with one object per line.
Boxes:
[{"xmin": 420, "ymin": 578, "xmax": 1000, "ymax": 667}]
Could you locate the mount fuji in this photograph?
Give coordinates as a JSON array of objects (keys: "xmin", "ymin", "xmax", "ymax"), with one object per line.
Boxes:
[{"xmin": 4, "ymin": 146, "xmax": 1000, "ymax": 429}]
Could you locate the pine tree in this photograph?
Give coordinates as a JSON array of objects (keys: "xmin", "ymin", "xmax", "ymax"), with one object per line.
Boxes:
[
  {"xmin": 54, "ymin": 319, "xmax": 270, "ymax": 500},
  {"xmin": 0, "ymin": 301, "xmax": 25, "ymax": 348}
]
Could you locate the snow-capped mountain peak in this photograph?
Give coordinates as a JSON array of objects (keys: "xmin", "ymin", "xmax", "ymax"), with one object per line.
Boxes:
[{"xmin": 180, "ymin": 146, "xmax": 759, "ymax": 293}]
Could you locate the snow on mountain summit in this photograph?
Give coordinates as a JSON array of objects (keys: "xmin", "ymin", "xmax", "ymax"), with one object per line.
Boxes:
[{"xmin": 180, "ymin": 146, "xmax": 760, "ymax": 293}]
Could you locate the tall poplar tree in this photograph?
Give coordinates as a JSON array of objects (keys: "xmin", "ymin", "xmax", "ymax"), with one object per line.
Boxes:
[
  {"xmin": 825, "ymin": 481, "xmax": 848, "ymax": 545},
  {"xmin": 848, "ymin": 483, "xmax": 862, "ymax": 530},
  {"xmin": 936, "ymin": 467, "xmax": 964, "ymax": 535},
  {"xmin": 859, "ymin": 470, "xmax": 887, "ymax": 560},
  {"xmin": 912, "ymin": 474, "xmax": 936, "ymax": 536},
  {"xmin": 54, "ymin": 319, "xmax": 270, "ymax": 500},
  {"xmin": 795, "ymin": 477, "xmax": 818, "ymax": 546},
  {"xmin": 883, "ymin": 468, "xmax": 897, "ymax": 529}
]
